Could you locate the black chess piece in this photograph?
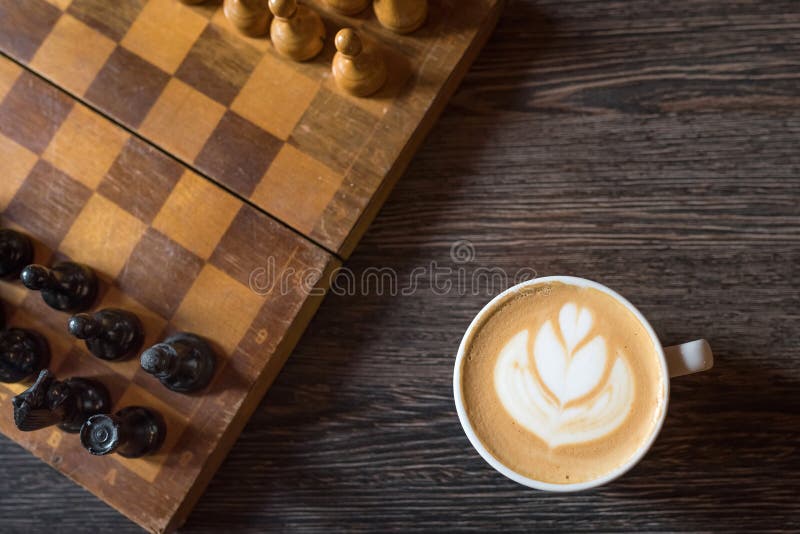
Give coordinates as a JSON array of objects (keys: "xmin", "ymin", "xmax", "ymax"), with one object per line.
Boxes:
[
  {"xmin": 0, "ymin": 328, "xmax": 49, "ymax": 383},
  {"xmin": 0, "ymin": 228, "xmax": 34, "ymax": 280},
  {"xmin": 68, "ymin": 308, "xmax": 144, "ymax": 361},
  {"xmin": 12, "ymin": 369, "xmax": 111, "ymax": 433},
  {"xmin": 140, "ymin": 333, "xmax": 216, "ymax": 393},
  {"xmin": 20, "ymin": 262, "xmax": 98, "ymax": 312},
  {"xmin": 80, "ymin": 407, "xmax": 166, "ymax": 458}
]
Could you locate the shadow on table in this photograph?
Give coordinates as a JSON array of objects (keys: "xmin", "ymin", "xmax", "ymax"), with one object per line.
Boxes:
[{"xmin": 593, "ymin": 350, "xmax": 800, "ymax": 527}]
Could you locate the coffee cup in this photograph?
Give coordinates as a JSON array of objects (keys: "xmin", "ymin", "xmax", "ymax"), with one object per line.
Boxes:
[{"xmin": 453, "ymin": 276, "xmax": 713, "ymax": 491}]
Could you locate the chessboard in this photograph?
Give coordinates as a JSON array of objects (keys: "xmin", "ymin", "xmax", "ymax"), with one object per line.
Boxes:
[
  {"xmin": 0, "ymin": 57, "xmax": 339, "ymax": 532},
  {"xmin": 0, "ymin": 0, "xmax": 504, "ymax": 531},
  {"xmin": 0, "ymin": 0, "xmax": 505, "ymax": 257}
]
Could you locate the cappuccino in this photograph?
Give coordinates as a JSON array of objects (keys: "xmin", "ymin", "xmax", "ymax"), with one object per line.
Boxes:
[{"xmin": 459, "ymin": 281, "xmax": 666, "ymax": 485}]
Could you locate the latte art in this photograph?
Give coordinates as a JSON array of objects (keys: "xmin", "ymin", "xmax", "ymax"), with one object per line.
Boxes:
[
  {"xmin": 460, "ymin": 281, "xmax": 665, "ymax": 484},
  {"xmin": 494, "ymin": 303, "xmax": 634, "ymax": 447}
]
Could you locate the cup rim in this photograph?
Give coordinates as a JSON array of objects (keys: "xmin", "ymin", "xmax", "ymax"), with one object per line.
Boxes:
[{"xmin": 453, "ymin": 275, "xmax": 670, "ymax": 492}]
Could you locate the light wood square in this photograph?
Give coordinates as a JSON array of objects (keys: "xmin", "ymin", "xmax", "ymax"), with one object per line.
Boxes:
[
  {"xmin": 140, "ymin": 78, "xmax": 226, "ymax": 161},
  {"xmin": 0, "ymin": 134, "xmax": 38, "ymax": 211},
  {"xmin": 252, "ymin": 144, "xmax": 343, "ymax": 235},
  {"xmin": 230, "ymin": 53, "xmax": 319, "ymax": 141},
  {"xmin": 60, "ymin": 193, "xmax": 148, "ymax": 278},
  {"xmin": 94, "ymin": 286, "xmax": 168, "ymax": 379},
  {"xmin": 152, "ymin": 170, "xmax": 240, "ymax": 260},
  {"xmin": 121, "ymin": 0, "xmax": 208, "ymax": 74},
  {"xmin": 30, "ymin": 14, "xmax": 116, "ymax": 96},
  {"xmin": 0, "ymin": 60, "xmax": 22, "ymax": 101},
  {"xmin": 172, "ymin": 265, "xmax": 264, "ymax": 356},
  {"xmin": 111, "ymin": 384, "xmax": 188, "ymax": 483},
  {"xmin": 44, "ymin": 0, "xmax": 72, "ymax": 9},
  {"xmin": 43, "ymin": 104, "xmax": 129, "ymax": 189},
  {"xmin": 0, "ymin": 281, "xmax": 27, "ymax": 308}
]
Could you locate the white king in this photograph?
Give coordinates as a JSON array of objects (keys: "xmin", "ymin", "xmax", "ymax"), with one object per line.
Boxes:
[{"xmin": 494, "ymin": 303, "xmax": 634, "ymax": 447}]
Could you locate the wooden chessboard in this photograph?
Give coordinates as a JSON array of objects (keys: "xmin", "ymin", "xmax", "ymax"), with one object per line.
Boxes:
[
  {"xmin": 0, "ymin": 0, "xmax": 505, "ymax": 257},
  {"xmin": 0, "ymin": 58, "xmax": 340, "ymax": 532},
  {"xmin": 0, "ymin": 0, "xmax": 503, "ymax": 531}
]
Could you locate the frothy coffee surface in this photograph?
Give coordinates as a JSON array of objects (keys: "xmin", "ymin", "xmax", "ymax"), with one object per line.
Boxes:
[{"xmin": 461, "ymin": 282, "xmax": 665, "ymax": 484}]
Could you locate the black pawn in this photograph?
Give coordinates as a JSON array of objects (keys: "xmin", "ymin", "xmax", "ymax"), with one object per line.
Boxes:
[
  {"xmin": 12, "ymin": 369, "xmax": 111, "ymax": 433},
  {"xmin": 0, "ymin": 229, "xmax": 34, "ymax": 280},
  {"xmin": 81, "ymin": 407, "xmax": 166, "ymax": 458},
  {"xmin": 20, "ymin": 262, "xmax": 98, "ymax": 312},
  {"xmin": 0, "ymin": 328, "xmax": 49, "ymax": 383},
  {"xmin": 69, "ymin": 308, "xmax": 144, "ymax": 361},
  {"xmin": 140, "ymin": 333, "xmax": 216, "ymax": 393}
]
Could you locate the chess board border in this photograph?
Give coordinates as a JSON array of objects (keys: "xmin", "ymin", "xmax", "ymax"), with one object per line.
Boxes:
[{"xmin": 337, "ymin": 0, "xmax": 505, "ymax": 258}]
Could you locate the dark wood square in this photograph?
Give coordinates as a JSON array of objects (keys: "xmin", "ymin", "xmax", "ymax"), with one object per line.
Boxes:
[
  {"xmin": 175, "ymin": 24, "xmax": 260, "ymax": 107},
  {"xmin": 117, "ymin": 228, "xmax": 203, "ymax": 320},
  {"xmin": 195, "ymin": 110, "xmax": 282, "ymax": 198},
  {"xmin": 0, "ymin": 71, "xmax": 74, "ymax": 155},
  {"xmin": 289, "ymin": 88, "xmax": 385, "ymax": 176},
  {"xmin": 209, "ymin": 205, "xmax": 297, "ymax": 288},
  {"xmin": 0, "ymin": 0, "xmax": 61, "ymax": 62},
  {"xmin": 98, "ymin": 137, "xmax": 183, "ymax": 223},
  {"xmin": 67, "ymin": 0, "xmax": 146, "ymax": 41},
  {"xmin": 85, "ymin": 46, "xmax": 170, "ymax": 128},
  {"xmin": 4, "ymin": 160, "xmax": 92, "ymax": 250}
]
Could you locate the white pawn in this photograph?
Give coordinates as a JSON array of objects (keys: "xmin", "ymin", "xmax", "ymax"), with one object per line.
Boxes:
[
  {"xmin": 224, "ymin": 0, "xmax": 271, "ymax": 37},
  {"xmin": 332, "ymin": 29, "xmax": 386, "ymax": 98},
  {"xmin": 373, "ymin": 0, "xmax": 427, "ymax": 34},
  {"xmin": 269, "ymin": 0, "xmax": 326, "ymax": 61}
]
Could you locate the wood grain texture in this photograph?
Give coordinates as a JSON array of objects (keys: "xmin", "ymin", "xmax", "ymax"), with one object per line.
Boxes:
[
  {"xmin": 0, "ymin": 0, "xmax": 505, "ymax": 256},
  {"xmin": 0, "ymin": 61, "xmax": 340, "ymax": 533},
  {"xmin": 1, "ymin": 0, "xmax": 799, "ymax": 531}
]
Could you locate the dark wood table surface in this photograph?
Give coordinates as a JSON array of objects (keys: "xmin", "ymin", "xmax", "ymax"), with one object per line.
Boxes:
[{"xmin": 2, "ymin": 0, "xmax": 798, "ymax": 531}]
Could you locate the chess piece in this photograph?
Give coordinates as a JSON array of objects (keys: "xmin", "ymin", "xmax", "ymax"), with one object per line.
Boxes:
[
  {"xmin": 12, "ymin": 369, "xmax": 111, "ymax": 433},
  {"xmin": 0, "ymin": 228, "xmax": 34, "ymax": 280},
  {"xmin": 140, "ymin": 333, "xmax": 216, "ymax": 393},
  {"xmin": 20, "ymin": 262, "xmax": 98, "ymax": 312},
  {"xmin": 374, "ymin": 0, "xmax": 427, "ymax": 34},
  {"xmin": 81, "ymin": 407, "xmax": 166, "ymax": 458},
  {"xmin": 323, "ymin": 0, "xmax": 368, "ymax": 15},
  {"xmin": 332, "ymin": 29, "xmax": 387, "ymax": 97},
  {"xmin": 69, "ymin": 308, "xmax": 144, "ymax": 361},
  {"xmin": 269, "ymin": 0, "xmax": 326, "ymax": 61},
  {"xmin": 0, "ymin": 328, "xmax": 49, "ymax": 383},
  {"xmin": 224, "ymin": 0, "xmax": 271, "ymax": 37}
]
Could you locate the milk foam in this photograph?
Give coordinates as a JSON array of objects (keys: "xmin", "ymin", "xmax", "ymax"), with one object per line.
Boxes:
[{"xmin": 494, "ymin": 302, "xmax": 634, "ymax": 447}]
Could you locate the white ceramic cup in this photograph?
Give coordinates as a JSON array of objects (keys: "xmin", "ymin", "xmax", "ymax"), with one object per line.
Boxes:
[{"xmin": 453, "ymin": 276, "xmax": 714, "ymax": 492}]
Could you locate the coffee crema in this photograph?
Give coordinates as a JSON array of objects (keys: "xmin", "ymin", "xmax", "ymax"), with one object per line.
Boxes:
[{"xmin": 460, "ymin": 281, "xmax": 666, "ymax": 484}]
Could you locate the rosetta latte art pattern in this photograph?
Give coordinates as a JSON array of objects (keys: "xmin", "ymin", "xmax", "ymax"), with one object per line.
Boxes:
[{"xmin": 494, "ymin": 303, "xmax": 634, "ymax": 447}]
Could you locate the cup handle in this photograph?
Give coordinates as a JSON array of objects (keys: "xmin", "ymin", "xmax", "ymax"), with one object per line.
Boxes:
[{"xmin": 663, "ymin": 339, "xmax": 714, "ymax": 378}]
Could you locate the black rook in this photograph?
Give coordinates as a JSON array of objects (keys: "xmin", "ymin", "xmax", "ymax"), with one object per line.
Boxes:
[{"xmin": 81, "ymin": 407, "xmax": 166, "ymax": 458}]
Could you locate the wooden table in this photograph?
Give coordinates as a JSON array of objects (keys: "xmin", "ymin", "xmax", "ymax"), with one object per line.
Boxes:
[{"xmin": 2, "ymin": 0, "xmax": 798, "ymax": 530}]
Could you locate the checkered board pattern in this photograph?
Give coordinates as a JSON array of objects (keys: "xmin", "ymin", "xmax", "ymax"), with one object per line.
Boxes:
[
  {"xmin": 0, "ymin": 58, "xmax": 339, "ymax": 533},
  {"xmin": 0, "ymin": 0, "xmax": 504, "ymax": 257}
]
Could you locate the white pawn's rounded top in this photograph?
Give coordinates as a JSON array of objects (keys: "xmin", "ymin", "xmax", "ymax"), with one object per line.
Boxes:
[
  {"xmin": 335, "ymin": 28, "xmax": 362, "ymax": 57},
  {"xmin": 269, "ymin": 0, "xmax": 296, "ymax": 18}
]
